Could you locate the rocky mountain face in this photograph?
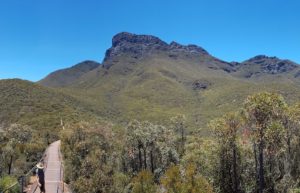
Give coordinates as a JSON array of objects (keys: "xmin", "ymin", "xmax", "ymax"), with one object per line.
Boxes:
[
  {"xmin": 229, "ymin": 55, "xmax": 299, "ymax": 79},
  {"xmin": 104, "ymin": 32, "xmax": 210, "ymax": 62},
  {"xmin": 40, "ymin": 32, "xmax": 300, "ymax": 87},
  {"xmin": 102, "ymin": 32, "xmax": 236, "ymax": 73},
  {"xmin": 242, "ymin": 55, "xmax": 297, "ymax": 73}
]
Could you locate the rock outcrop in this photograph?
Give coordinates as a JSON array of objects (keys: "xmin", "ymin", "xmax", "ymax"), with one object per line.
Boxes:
[
  {"xmin": 242, "ymin": 55, "xmax": 298, "ymax": 74},
  {"xmin": 103, "ymin": 32, "xmax": 209, "ymax": 62}
]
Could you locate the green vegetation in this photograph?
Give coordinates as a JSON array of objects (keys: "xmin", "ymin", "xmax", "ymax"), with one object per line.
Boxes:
[
  {"xmin": 38, "ymin": 51, "xmax": 300, "ymax": 132},
  {"xmin": 131, "ymin": 171, "xmax": 157, "ymax": 193},
  {"xmin": 0, "ymin": 124, "xmax": 46, "ymax": 192},
  {"xmin": 0, "ymin": 79, "xmax": 103, "ymax": 190},
  {"xmin": 161, "ymin": 164, "xmax": 214, "ymax": 193},
  {"xmin": 2, "ymin": 36, "xmax": 300, "ymax": 192},
  {"xmin": 0, "ymin": 175, "xmax": 19, "ymax": 193},
  {"xmin": 0, "ymin": 79, "xmax": 102, "ymax": 132},
  {"xmin": 60, "ymin": 92, "xmax": 300, "ymax": 192}
]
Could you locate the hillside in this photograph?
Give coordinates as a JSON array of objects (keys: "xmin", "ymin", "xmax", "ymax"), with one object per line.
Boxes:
[
  {"xmin": 0, "ymin": 79, "xmax": 100, "ymax": 131},
  {"xmin": 39, "ymin": 32, "xmax": 300, "ymax": 130},
  {"xmin": 39, "ymin": 60, "xmax": 100, "ymax": 87}
]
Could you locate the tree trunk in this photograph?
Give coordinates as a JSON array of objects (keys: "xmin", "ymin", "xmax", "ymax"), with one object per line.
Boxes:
[
  {"xmin": 220, "ymin": 148, "xmax": 226, "ymax": 193},
  {"xmin": 150, "ymin": 149, "xmax": 154, "ymax": 173},
  {"xmin": 253, "ymin": 143, "xmax": 259, "ymax": 193},
  {"xmin": 138, "ymin": 145, "xmax": 142, "ymax": 171},
  {"xmin": 180, "ymin": 123, "xmax": 185, "ymax": 156},
  {"xmin": 232, "ymin": 142, "xmax": 239, "ymax": 193},
  {"xmin": 143, "ymin": 148, "xmax": 147, "ymax": 169},
  {"xmin": 285, "ymin": 124, "xmax": 292, "ymax": 176},
  {"xmin": 8, "ymin": 155, "xmax": 13, "ymax": 175},
  {"xmin": 258, "ymin": 138, "xmax": 265, "ymax": 193}
]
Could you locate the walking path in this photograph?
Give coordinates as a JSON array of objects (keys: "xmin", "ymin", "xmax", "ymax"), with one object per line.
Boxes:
[{"xmin": 30, "ymin": 140, "xmax": 64, "ymax": 193}]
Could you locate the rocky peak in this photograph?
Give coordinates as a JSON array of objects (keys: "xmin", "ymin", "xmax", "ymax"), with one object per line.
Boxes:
[
  {"xmin": 246, "ymin": 55, "xmax": 278, "ymax": 63},
  {"xmin": 243, "ymin": 55, "xmax": 298, "ymax": 74},
  {"xmin": 169, "ymin": 41, "xmax": 209, "ymax": 55},
  {"xmin": 104, "ymin": 32, "xmax": 169, "ymax": 61},
  {"xmin": 104, "ymin": 32, "xmax": 210, "ymax": 62},
  {"xmin": 112, "ymin": 32, "xmax": 167, "ymax": 47}
]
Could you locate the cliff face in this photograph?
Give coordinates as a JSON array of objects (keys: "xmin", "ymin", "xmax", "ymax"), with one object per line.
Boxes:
[{"xmin": 104, "ymin": 32, "xmax": 209, "ymax": 62}]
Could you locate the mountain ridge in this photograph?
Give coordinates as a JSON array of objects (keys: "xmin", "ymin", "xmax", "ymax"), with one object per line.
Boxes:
[
  {"xmin": 40, "ymin": 32, "xmax": 300, "ymax": 88},
  {"xmin": 39, "ymin": 60, "xmax": 101, "ymax": 87},
  {"xmin": 0, "ymin": 32, "xmax": 295, "ymax": 130},
  {"xmin": 34, "ymin": 32, "xmax": 300, "ymax": 129}
]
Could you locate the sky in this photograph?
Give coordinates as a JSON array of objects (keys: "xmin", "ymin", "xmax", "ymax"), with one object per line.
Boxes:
[{"xmin": 1, "ymin": 0, "xmax": 300, "ymax": 81}]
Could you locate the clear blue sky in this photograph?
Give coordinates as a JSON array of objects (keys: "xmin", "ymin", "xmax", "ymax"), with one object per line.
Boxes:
[{"xmin": 1, "ymin": 0, "xmax": 300, "ymax": 81}]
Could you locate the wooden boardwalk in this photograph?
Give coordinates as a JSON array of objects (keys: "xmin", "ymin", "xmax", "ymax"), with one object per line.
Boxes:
[{"xmin": 31, "ymin": 140, "xmax": 64, "ymax": 193}]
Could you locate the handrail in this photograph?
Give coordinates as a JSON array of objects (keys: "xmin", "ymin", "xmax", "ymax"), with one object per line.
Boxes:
[
  {"xmin": 57, "ymin": 141, "xmax": 64, "ymax": 193},
  {"xmin": 0, "ymin": 145, "xmax": 48, "ymax": 193}
]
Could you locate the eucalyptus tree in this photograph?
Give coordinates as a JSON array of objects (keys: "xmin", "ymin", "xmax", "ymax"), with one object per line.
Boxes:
[
  {"xmin": 131, "ymin": 170, "xmax": 157, "ymax": 193},
  {"xmin": 1, "ymin": 124, "xmax": 32, "ymax": 175},
  {"xmin": 161, "ymin": 164, "xmax": 214, "ymax": 193},
  {"xmin": 244, "ymin": 92, "xmax": 287, "ymax": 193},
  {"xmin": 171, "ymin": 114, "xmax": 187, "ymax": 157},
  {"xmin": 125, "ymin": 120, "xmax": 179, "ymax": 177},
  {"xmin": 210, "ymin": 112, "xmax": 243, "ymax": 193},
  {"xmin": 280, "ymin": 103, "xmax": 300, "ymax": 190}
]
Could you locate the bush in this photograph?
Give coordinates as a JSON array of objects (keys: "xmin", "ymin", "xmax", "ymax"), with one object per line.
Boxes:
[{"xmin": 0, "ymin": 176, "xmax": 20, "ymax": 193}]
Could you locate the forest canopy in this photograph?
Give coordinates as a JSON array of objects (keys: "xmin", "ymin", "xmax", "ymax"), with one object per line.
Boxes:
[{"xmin": 59, "ymin": 92, "xmax": 300, "ymax": 193}]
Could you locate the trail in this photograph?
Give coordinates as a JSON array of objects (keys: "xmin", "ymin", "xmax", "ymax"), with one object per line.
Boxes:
[{"xmin": 31, "ymin": 140, "xmax": 64, "ymax": 193}]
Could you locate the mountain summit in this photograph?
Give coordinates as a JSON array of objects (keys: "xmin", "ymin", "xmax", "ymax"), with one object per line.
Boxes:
[{"xmin": 104, "ymin": 32, "xmax": 209, "ymax": 62}]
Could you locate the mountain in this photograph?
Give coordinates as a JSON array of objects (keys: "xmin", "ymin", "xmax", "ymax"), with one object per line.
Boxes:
[
  {"xmin": 37, "ymin": 32, "xmax": 300, "ymax": 130},
  {"xmin": 0, "ymin": 79, "xmax": 100, "ymax": 131},
  {"xmin": 231, "ymin": 55, "xmax": 300, "ymax": 80},
  {"xmin": 39, "ymin": 60, "xmax": 100, "ymax": 87}
]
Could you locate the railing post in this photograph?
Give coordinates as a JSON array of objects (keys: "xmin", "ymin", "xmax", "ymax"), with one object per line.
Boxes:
[{"xmin": 18, "ymin": 176, "xmax": 24, "ymax": 193}]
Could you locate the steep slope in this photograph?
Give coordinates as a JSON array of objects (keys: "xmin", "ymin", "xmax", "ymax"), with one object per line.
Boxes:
[
  {"xmin": 0, "ymin": 79, "xmax": 100, "ymax": 130},
  {"xmin": 39, "ymin": 32, "xmax": 300, "ymax": 130},
  {"xmin": 39, "ymin": 60, "xmax": 100, "ymax": 87}
]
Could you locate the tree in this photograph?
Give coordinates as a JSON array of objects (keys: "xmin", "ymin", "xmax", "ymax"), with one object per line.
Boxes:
[
  {"xmin": 1, "ymin": 124, "xmax": 32, "ymax": 175},
  {"xmin": 244, "ymin": 92, "xmax": 287, "ymax": 193},
  {"xmin": 61, "ymin": 122, "xmax": 119, "ymax": 193},
  {"xmin": 210, "ymin": 112, "xmax": 242, "ymax": 193},
  {"xmin": 161, "ymin": 164, "xmax": 214, "ymax": 193},
  {"xmin": 131, "ymin": 170, "xmax": 157, "ymax": 193},
  {"xmin": 171, "ymin": 115, "xmax": 187, "ymax": 157},
  {"xmin": 124, "ymin": 120, "xmax": 178, "ymax": 177},
  {"xmin": 276, "ymin": 103, "xmax": 300, "ymax": 192},
  {"xmin": 160, "ymin": 165, "xmax": 184, "ymax": 193},
  {"xmin": 183, "ymin": 164, "xmax": 214, "ymax": 193}
]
